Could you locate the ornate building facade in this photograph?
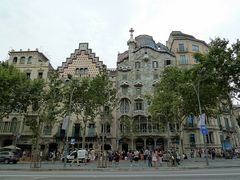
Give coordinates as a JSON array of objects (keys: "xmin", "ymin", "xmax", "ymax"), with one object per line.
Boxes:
[
  {"xmin": 116, "ymin": 29, "xmax": 176, "ymax": 152},
  {"xmin": 1, "ymin": 30, "xmax": 239, "ymax": 157}
]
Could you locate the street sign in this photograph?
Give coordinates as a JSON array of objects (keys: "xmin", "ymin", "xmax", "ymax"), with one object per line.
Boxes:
[{"xmin": 200, "ymin": 125, "xmax": 208, "ymax": 135}]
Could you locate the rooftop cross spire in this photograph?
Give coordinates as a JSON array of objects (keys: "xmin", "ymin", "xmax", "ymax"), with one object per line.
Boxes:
[
  {"xmin": 127, "ymin": 28, "xmax": 136, "ymax": 46},
  {"xmin": 129, "ymin": 28, "xmax": 134, "ymax": 37}
]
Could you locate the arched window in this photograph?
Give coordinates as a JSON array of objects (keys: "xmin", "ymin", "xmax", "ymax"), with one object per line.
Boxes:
[
  {"xmin": 75, "ymin": 68, "xmax": 80, "ymax": 75},
  {"xmin": 20, "ymin": 56, "xmax": 25, "ymax": 64},
  {"xmin": 10, "ymin": 118, "xmax": 18, "ymax": 133},
  {"xmin": 120, "ymin": 98, "xmax": 130, "ymax": 114},
  {"xmin": 27, "ymin": 56, "xmax": 32, "ymax": 64}
]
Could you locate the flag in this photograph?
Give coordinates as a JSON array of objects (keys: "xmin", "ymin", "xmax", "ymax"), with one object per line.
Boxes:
[
  {"xmin": 61, "ymin": 116, "xmax": 69, "ymax": 130},
  {"xmin": 198, "ymin": 113, "xmax": 206, "ymax": 128}
]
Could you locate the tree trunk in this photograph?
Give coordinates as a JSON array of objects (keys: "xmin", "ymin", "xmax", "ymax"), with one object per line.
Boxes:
[{"xmin": 82, "ymin": 121, "xmax": 87, "ymax": 149}]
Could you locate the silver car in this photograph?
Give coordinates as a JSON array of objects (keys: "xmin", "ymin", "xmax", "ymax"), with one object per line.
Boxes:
[{"xmin": 0, "ymin": 151, "xmax": 19, "ymax": 164}]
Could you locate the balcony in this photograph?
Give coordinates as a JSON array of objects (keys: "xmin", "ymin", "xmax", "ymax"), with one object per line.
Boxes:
[
  {"xmin": 120, "ymin": 81, "xmax": 130, "ymax": 87},
  {"xmin": 183, "ymin": 123, "xmax": 198, "ymax": 130},
  {"xmin": 118, "ymin": 66, "xmax": 132, "ymax": 72},
  {"xmin": 177, "ymin": 47, "xmax": 188, "ymax": 53},
  {"xmin": 0, "ymin": 121, "xmax": 20, "ymax": 135},
  {"xmin": 134, "ymin": 94, "xmax": 144, "ymax": 100},
  {"xmin": 134, "ymin": 81, "xmax": 143, "ymax": 87},
  {"xmin": 133, "ymin": 110, "xmax": 146, "ymax": 116}
]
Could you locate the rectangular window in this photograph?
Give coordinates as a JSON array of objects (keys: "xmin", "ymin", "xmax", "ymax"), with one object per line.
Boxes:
[
  {"xmin": 186, "ymin": 114, "xmax": 194, "ymax": 127},
  {"xmin": 136, "ymin": 88, "xmax": 141, "ymax": 95},
  {"xmin": 192, "ymin": 44, "xmax": 199, "ymax": 52},
  {"xmin": 179, "ymin": 55, "xmax": 187, "ymax": 64},
  {"xmin": 135, "ymin": 101, "xmax": 143, "ymax": 110},
  {"xmin": 122, "ymin": 87, "xmax": 128, "ymax": 95},
  {"xmin": 122, "ymin": 74, "xmax": 127, "ymax": 80},
  {"xmin": 74, "ymin": 123, "xmax": 81, "ymax": 138},
  {"xmin": 135, "ymin": 72, "xmax": 141, "ymax": 80},
  {"xmin": 153, "ymin": 73, "xmax": 158, "ymax": 80},
  {"xmin": 89, "ymin": 123, "xmax": 95, "ymax": 128},
  {"xmin": 224, "ymin": 118, "xmax": 230, "ymax": 128},
  {"xmin": 164, "ymin": 60, "xmax": 171, "ymax": 65},
  {"xmin": 135, "ymin": 62, "xmax": 141, "ymax": 69},
  {"xmin": 206, "ymin": 132, "xmax": 214, "ymax": 144},
  {"xmin": 26, "ymin": 73, "xmax": 31, "ymax": 79},
  {"xmin": 152, "ymin": 61, "xmax": 158, "ymax": 68},
  {"xmin": 192, "ymin": 55, "xmax": 198, "ymax": 63},
  {"xmin": 43, "ymin": 125, "xmax": 52, "ymax": 135},
  {"xmin": 189, "ymin": 134, "xmax": 196, "ymax": 145},
  {"xmin": 179, "ymin": 43, "xmax": 185, "ymax": 52},
  {"xmin": 38, "ymin": 72, "xmax": 43, "ymax": 79}
]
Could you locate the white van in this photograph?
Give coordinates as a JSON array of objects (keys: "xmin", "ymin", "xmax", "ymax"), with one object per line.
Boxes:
[{"xmin": 66, "ymin": 149, "xmax": 89, "ymax": 163}]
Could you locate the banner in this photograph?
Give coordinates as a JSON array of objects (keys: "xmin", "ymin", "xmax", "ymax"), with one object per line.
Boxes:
[
  {"xmin": 61, "ymin": 116, "xmax": 69, "ymax": 130},
  {"xmin": 198, "ymin": 113, "xmax": 206, "ymax": 128}
]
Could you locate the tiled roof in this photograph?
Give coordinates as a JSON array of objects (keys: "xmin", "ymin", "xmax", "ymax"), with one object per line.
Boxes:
[{"xmin": 117, "ymin": 50, "xmax": 129, "ymax": 64}]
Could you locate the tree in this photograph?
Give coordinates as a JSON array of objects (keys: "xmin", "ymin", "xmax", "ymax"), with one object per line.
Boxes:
[
  {"xmin": 0, "ymin": 62, "xmax": 30, "ymax": 120},
  {"xmin": 147, "ymin": 66, "xmax": 189, "ymax": 153},
  {"xmin": 62, "ymin": 73, "xmax": 116, "ymax": 150},
  {"xmin": 195, "ymin": 38, "xmax": 240, "ymax": 106},
  {"xmin": 23, "ymin": 71, "xmax": 62, "ymax": 168}
]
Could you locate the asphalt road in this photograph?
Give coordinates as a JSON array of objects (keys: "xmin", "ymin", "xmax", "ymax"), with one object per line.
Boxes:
[{"xmin": 0, "ymin": 168, "xmax": 240, "ymax": 180}]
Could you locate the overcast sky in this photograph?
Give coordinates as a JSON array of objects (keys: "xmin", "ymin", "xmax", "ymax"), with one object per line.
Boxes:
[{"xmin": 1, "ymin": 0, "xmax": 240, "ymax": 69}]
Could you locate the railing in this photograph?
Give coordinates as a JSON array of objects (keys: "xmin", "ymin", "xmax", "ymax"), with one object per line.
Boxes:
[
  {"xmin": 133, "ymin": 110, "xmax": 146, "ymax": 116},
  {"xmin": 0, "ymin": 121, "xmax": 20, "ymax": 134},
  {"xmin": 177, "ymin": 47, "xmax": 188, "ymax": 53}
]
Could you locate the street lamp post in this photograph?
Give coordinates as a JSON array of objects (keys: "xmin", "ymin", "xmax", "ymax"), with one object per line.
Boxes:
[
  {"xmin": 192, "ymin": 81, "xmax": 209, "ymax": 166},
  {"xmin": 63, "ymin": 87, "xmax": 76, "ymax": 167}
]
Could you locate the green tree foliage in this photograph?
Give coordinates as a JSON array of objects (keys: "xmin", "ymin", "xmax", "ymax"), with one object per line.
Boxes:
[
  {"xmin": 0, "ymin": 62, "xmax": 30, "ymax": 120},
  {"xmin": 195, "ymin": 38, "xmax": 240, "ymax": 105},
  {"xmin": 62, "ymin": 73, "xmax": 116, "ymax": 148},
  {"xmin": 23, "ymin": 71, "xmax": 62, "ymax": 167}
]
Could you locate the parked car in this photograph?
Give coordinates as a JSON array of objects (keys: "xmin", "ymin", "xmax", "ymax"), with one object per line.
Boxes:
[
  {"xmin": 0, "ymin": 151, "xmax": 20, "ymax": 164},
  {"xmin": 62, "ymin": 149, "xmax": 90, "ymax": 163}
]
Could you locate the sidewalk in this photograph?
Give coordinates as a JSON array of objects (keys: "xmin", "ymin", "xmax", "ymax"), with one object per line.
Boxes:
[{"xmin": 0, "ymin": 158, "xmax": 239, "ymax": 171}]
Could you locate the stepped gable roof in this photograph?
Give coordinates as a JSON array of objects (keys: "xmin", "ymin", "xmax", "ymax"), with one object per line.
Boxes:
[
  {"xmin": 117, "ymin": 50, "xmax": 129, "ymax": 64},
  {"xmin": 57, "ymin": 43, "xmax": 104, "ymax": 73}
]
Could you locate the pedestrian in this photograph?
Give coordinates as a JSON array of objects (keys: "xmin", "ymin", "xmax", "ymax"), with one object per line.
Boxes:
[
  {"xmin": 134, "ymin": 150, "xmax": 139, "ymax": 166},
  {"xmin": 147, "ymin": 150, "xmax": 152, "ymax": 167},
  {"xmin": 158, "ymin": 150, "xmax": 163, "ymax": 167},
  {"xmin": 128, "ymin": 150, "xmax": 133, "ymax": 167}
]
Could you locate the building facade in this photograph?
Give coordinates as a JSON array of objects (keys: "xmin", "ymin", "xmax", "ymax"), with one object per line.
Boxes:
[
  {"xmin": 116, "ymin": 29, "xmax": 176, "ymax": 152},
  {"xmin": 1, "ymin": 30, "xmax": 239, "ymax": 157},
  {"xmin": 0, "ymin": 49, "xmax": 53, "ymax": 153},
  {"xmin": 166, "ymin": 31, "xmax": 208, "ymax": 68},
  {"xmin": 56, "ymin": 43, "xmax": 117, "ymax": 152}
]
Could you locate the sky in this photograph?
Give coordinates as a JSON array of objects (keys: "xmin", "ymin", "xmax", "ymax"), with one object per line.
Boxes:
[{"xmin": 1, "ymin": 0, "xmax": 240, "ymax": 69}]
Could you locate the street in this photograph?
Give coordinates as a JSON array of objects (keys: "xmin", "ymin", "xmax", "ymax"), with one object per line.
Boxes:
[{"xmin": 0, "ymin": 168, "xmax": 240, "ymax": 180}]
